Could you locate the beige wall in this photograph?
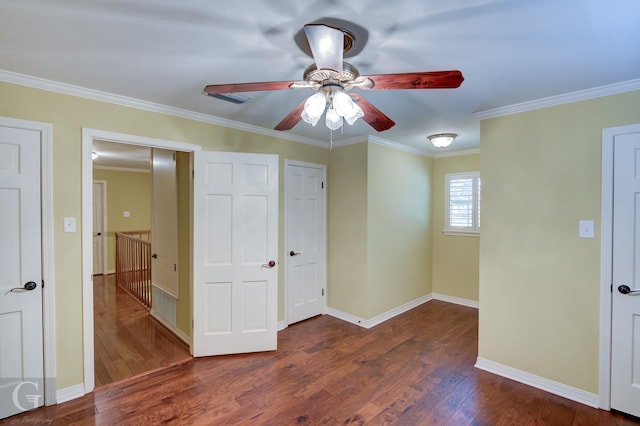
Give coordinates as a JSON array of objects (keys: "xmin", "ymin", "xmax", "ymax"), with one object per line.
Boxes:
[
  {"xmin": 479, "ymin": 89, "xmax": 640, "ymax": 394},
  {"xmin": 327, "ymin": 143, "xmax": 369, "ymax": 317},
  {"xmin": 368, "ymin": 143, "xmax": 433, "ymax": 315},
  {"xmin": 0, "ymin": 81, "xmax": 328, "ymax": 389},
  {"xmin": 328, "ymin": 142, "xmax": 433, "ymax": 319},
  {"xmin": 92, "ymin": 168, "xmax": 152, "ymax": 272},
  {"xmin": 432, "ymin": 153, "xmax": 480, "ymax": 301}
]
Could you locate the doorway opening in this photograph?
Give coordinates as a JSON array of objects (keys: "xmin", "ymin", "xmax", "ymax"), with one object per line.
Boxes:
[
  {"xmin": 91, "ymin": 141, "xmax": 189, "ymax": 387},
  {"xmin": 82, "ymin": 128, "xmax": 200, "ymax": 393}
]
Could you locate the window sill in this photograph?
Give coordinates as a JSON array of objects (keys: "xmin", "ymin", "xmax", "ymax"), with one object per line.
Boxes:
[{"xmin": 443, "ymin": 230, "xmax": 480, "ymax": 237}]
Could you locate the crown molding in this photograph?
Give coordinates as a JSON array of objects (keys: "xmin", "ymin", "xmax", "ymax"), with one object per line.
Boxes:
[
  {"xmin": 333, "ymin": 134, "xmax": 432, "ymax": 157},
  {"xmin": 474, "ymin": 78, "xmax": 640, "ymax": 120},
  {"xmin": 368, "ymin": 135, "xmax": 431, "ymax": 156},
  {"xmin": 0, "ymin": 69, "xmax": 327, "ymax": 148},
  {"xmin": 433, "ymin": 148, "xmax": 481, "ymax": 158},
  {"xmin": 331, "ymin": 135, "xmax": 369, "ymax": 147}
]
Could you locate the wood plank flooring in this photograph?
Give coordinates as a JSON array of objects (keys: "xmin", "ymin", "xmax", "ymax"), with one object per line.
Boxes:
[
  {"xmin": 4, "ymin": 300, "xmax": 640, "ymax": 425},
  {"xmin": 93, "ymin": 274, "xmax": 191, "ymax": 388}
]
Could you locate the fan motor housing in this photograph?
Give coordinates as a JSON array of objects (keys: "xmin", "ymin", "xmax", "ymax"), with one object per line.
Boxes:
[{"xmin": 303, "ymin": 62, "xmax": 360, "ymax": 84}]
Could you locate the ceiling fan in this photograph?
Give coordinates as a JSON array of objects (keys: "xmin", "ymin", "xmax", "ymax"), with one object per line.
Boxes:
[{"xmin": 203, "ymin": 23, "xmax": 464, "ymax": 132}]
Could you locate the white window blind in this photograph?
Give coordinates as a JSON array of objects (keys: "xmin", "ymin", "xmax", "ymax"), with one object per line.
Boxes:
[{"xmin": 445, "ymin": 172, "xmax": 481, "ymax": 235}]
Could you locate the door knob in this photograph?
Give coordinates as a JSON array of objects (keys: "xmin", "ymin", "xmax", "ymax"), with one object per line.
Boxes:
[
  {"xmin": 618, "ymin": 285, "xmax": 640, "ymax": 295},
  {"xmin": 289, "ymin": 251, "xmax": 301, "ymax": 257},
  {"xmin": 261, "ymin": 260, "xmax": 276, "ymax": 268},
  {"xmin": 7, "ymin": 281, "xmax": 38, "ymax": 294}
]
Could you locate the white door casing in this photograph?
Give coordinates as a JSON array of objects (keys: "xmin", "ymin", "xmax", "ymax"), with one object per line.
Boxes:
[
  {"xmin": 0, "ymin": 125, "xmax": 44, "ymax": 418},
  {"xmin": 151, "ymin": 148, "xmax": 179, "ymax": 297},
  {"xmin": 192, "ymin": 151, "xmax": 278, "ymax": 357},
  {"xmin": 610, "ymin": 128, "xmax": 640, "ymax": 418},
  {"xmin": 285, "ymin": 160, "xmax": 327, "ymax": 325},
  {"xmin": 92, "ymin": 180, "xmax": 107, "ymax": 275}
]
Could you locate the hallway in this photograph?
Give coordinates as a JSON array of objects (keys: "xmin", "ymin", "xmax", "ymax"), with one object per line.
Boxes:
[{"xmin": 93, "ymin": 274, "xmax": 191, "ymax": 388}]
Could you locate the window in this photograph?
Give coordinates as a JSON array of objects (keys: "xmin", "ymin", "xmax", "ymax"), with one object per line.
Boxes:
[{"xmin": 444, "ymin": 172, "xmax": 481, "ymax": 235}]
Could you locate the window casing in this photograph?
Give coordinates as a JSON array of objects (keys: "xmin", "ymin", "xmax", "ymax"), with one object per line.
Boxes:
[{"xmin": 444, "ymin": 172, "xmax": 481, "ymax": 235}]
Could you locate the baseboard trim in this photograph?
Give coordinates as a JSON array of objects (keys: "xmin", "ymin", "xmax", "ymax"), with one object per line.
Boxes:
[
  {"xmin": 277, "ymin": 320, "xmax": 287, "ymax": 331},
  {"xmin": 328, "ymin": 294, "xmax": 433, "ymax": 329},
  {"xmin": 432, "ymin": 293, "xmax": 479, "ymax": 309},
  {"xmin": 149, "ymin": 311, "xmax": 191, "ymax": 348},
  {"xmin": 474, "ymin": 357, "xmax": 599, "ymax": 408},
  {"xmin": 56, "ymin": 383, "xmax": 85, "ymax": 404}
]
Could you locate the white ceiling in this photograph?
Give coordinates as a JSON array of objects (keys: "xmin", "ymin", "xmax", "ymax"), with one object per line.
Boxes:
[{"xmin": 1, "ymin": 0, "xmax": 639, "ymax": 155}]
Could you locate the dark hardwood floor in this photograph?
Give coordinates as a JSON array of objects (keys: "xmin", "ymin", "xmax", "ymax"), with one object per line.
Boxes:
[
  {"xmin": 93, "ymin": 274, "xmax": 191, "ymax": 388},
  {"xmin": 4, "ymin": 300, "xmax": 639, "ymax": 425}
]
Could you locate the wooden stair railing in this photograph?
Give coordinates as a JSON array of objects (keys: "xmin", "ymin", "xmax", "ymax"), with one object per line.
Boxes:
[{"xmin": 115, "ymin": 230, "xmax": 152, "ymax": 309}]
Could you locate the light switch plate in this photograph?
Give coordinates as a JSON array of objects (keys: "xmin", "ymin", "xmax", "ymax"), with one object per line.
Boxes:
[
  {"xmin": 579, "ymin": 220, "xmax": 595, "ymax": 238},
  {"xmin": 63, "ymin": 217, "xmax": 76, "ymax": 233},
  {"xmin": 123, "ymin": 211, "xmax": 131, "ymax": 217}
]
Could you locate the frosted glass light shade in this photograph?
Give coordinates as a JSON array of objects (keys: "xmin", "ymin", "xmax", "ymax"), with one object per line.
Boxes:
[
  {"xmin": 325, "ymin": 108, "xmax": 343, "ymax": 130},
  {"xmin": 332, "ymin": 91, "xmax": 353, "ymax": 116},
  {"xmin": 344, "ymin": 102, "xmax": 363, "ymax": 125},
  {"xmin": 301, "ymin": 93, "xmax": 327, "ymax": 126},
  {"xmin": 428, "ymin": 133, "xmax": 457, "ymax": 148}
]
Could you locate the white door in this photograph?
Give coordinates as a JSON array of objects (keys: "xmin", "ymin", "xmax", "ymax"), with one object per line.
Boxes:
[
  {"xmin": 192, "ymin": 151, "xmax": 278, "ymax": 356},
  {"xmin": 151, "ymin": 148, "xmax": 179, "ymax": 297},
  {"xmin": 0, "ymin": 126, "xmax": 44, "ymax": 418},
  {"xmin": 611, "ymin": 128, "xmax": 640, "ymax": 418},
  {"xmin": 92, "ymin": 180, "xmax": 106, "ymax": 275},
  {"xmin": 285, "ymin": 161, "xmax": 326, "ymax": 324}
]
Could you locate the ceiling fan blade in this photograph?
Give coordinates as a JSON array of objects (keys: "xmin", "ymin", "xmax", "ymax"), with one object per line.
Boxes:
[
  {"xmin": 204, "ymin": 80, "xmax": 293, "ymax": 95},
  {"xmin": 304, "ymin": 24, "xmax": 343, "ymax": 73},
  {"xmin": 349, "ymin": 93, "xmax": 395, "ymax": 132},
  {"xmin": 274, "ymin": 98, "xmax": 307, "ymax": 131},
  {"xmin": 364, "ymin": 70, "xmax": 464, "ymax": 90}
]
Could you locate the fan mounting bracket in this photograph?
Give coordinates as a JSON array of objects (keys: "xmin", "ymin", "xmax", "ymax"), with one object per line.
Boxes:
[{"xmin": 339, "ymin": 27, "xmax": 356, "ymax": 55}]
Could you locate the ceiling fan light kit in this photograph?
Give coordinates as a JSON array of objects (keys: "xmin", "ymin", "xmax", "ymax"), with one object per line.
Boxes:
[
  {"xmin": 302, "ymin": 87, "xmax": 364, "ymax": 130},
  {"xmin": 203, "ymin": 22, "xmax": 464, "ymax": 138},
  {"xmin": 301, "ymin": 92, "xmax": 326, "ymax": 126},
  {"xmin": 428, "ymin": 133, "xmax": 457, "ymax": 148}
]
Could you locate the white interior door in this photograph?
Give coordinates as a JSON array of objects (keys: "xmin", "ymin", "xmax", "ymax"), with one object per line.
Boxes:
[
  {"xmin": 92, "ymin": 180, "xmax": 106, "ymax": 275},
  {"xmin": 0, "ymin": 126, "xmax": 44, "ymax": 419},
  {"xmin": 192, "ymin": 151, "xmax": 278, "ymax": 357},
  {"xmin": 285, "ymin": 161, "xmax": 326, "ymax": 325},
  {"xmin": 151, "ymin": 148, "xmax": 178, "ymax": 297},
  {"xmin": 611, "ymin": 129, "xmax": 640, "ymax": 418}
]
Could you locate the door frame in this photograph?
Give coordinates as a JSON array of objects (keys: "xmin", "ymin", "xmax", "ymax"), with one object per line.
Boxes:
[
  {"xmin": 0, "ymin": 116, "xmax": 56, "ymax": 406},
  {"xmin": 81, "ymin": 128, "xmax": 200, "ymax": 393},
  {"xmin": 598, "ymin": 123, "xmax": 640, "ymax": 409},
  {"xmin": 283, "ymin": 159, "xmax": 327, "ymax": 326},
  {"xmin": 92, "ymin": 180, "xmax": 107, "ymax": 275}
]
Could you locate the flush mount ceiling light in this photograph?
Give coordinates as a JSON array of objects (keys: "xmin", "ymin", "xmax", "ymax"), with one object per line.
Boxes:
[{"xmin": 428, "ymin": 133, "xmax": 457, "ymax": 148}]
